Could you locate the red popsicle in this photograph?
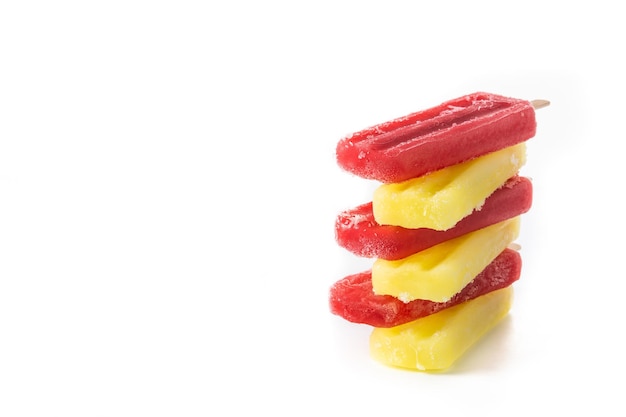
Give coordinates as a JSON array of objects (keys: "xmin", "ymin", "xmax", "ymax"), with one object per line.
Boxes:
[
  {"xmin": 329, "ymin": 248, "xmax": 521, "ymax": 328},
  {"xmin": 336, "ymin": 176, "xmax": 532, "ymax": 260},
  {"xmin": 336, "ymin": 92, "xmax": 537, "ymax": 183}
]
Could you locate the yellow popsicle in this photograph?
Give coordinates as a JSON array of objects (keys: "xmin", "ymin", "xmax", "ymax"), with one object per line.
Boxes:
[
  {"xmin": 370, "ymin": 286, "xmax": 513, "ymax": 371},
  {"xmin": 372, "ymin": 143, "xmax": 526, "ymax": 230},
  {"xmin": 372, "ymin": 217, "xmax": 520, "ymax": 302}
]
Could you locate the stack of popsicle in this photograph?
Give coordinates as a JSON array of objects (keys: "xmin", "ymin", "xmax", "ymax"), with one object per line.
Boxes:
[{"xmin": 329, "ymin": 92, "xmax": 546, "ymax": 371}]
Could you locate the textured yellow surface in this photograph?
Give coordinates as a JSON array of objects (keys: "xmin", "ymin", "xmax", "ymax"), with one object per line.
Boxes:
[
  {"xmin": 372, "ymin": 144, "xmax": 526, "ymax": 230},
  {"xmin": 370, "ymin": 287, "xmax": 513, "ymax": 371},
  {"xmin": 372, "ymin": 217, "xmax": 519, "ymax": 302}
]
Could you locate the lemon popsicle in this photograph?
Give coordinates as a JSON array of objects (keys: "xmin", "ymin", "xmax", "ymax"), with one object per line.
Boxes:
[
  {"xmin": 329, "ymin": 248, "xmax": 521, "ymax": 328},
  {"xmin": 372, "ymin": 143, "xmax": 526, "ymax": 230},
  {"xmin": 372, "ymin": 217, "xmax": 520, "ymax": 303},
  {"xmin": 335, "ymin": 176, "xmax": 532, "ymax": 260},
  {"xmin": 370, "ymin": 286, "xmax": 513, "ymax": 371},
  {"xmin": 336, "ymin": 92, "xmax": 536, "ymax": 183}
]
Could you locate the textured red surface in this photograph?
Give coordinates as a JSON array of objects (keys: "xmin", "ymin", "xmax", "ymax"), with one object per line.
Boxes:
[
  {"xmin": 335, "ymin": 176, "xmax": 532, "ymax": 260},
  {"xmin": 336, "ymin": 92, "xmax": 536, "ymax": 183},
  {"xmin": 329, "ymin": 248, "xmax": 521, "ymax": 328}
]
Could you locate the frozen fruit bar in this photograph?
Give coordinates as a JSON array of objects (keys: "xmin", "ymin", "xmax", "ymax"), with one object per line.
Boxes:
[
  {"xmin": 335, "ymin": 176, "xmax": 532, "ymax": 260},
  {"xmin": 369, "ymin": 286, "xmax": 513, "ymax": 371},
  {"xmin": 336, "ymin": 92, "xmax": 536, "ymax": 183},
  {"xmin": 372, "ymin": 217, "xmax": 520, "ymax": 303},
  {"xmin": 373, "ymin": 143, "xmax": 526, "ymax": 230},
  {"xmin": 329, "ymin": 248, "xmax": 521, "ymax": 328}
]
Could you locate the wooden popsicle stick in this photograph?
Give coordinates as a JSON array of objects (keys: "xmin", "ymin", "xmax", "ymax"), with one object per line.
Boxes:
[{"xmin": 531, "ymin": 99, "xmax": 550, "ymax": 110}]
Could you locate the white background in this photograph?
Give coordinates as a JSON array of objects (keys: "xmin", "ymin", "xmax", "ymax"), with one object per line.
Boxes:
[{"xmin": 1, "ymin": 1, "xmax": 624, "ymax": 416}]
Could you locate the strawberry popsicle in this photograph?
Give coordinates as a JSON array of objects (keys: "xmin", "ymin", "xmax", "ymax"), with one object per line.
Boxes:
[
  {"xmin": 335, "ymin": 175, "xmax": 532, "ymax": 260},
  {"xmin": 329, "ymin": 248, "xmax": 521, "ymax": 328},
  {"xmin": 336, "ymin": 92, "xmax": 537, "ymax": 183}
]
